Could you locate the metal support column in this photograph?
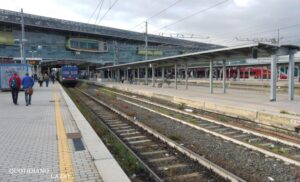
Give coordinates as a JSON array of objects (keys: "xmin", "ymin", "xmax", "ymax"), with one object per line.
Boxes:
[
  {"xmin": 209, "ymin": 59, "xmax": 213, "ymax": 94},
  {"xmin": 137, "ymin": 67, "xmax": 140, "ymax": 84},
  {"xmin": 133, "ymin": 69, "xmax": 136, "ymax": 83},
  {"xmin": 109, "ymin": 70, "xmax": 112, "ymax": 81},
  {"xmin": 20, "ymin": 9, "xmax": 26, "ymax": 64},
  {"xmin": 222, "ymin": 60, "xmax": 226, "ymax": 93},
  {"xmin": 185, "ymin": 63, "xmax": 188, "ymax": 90},
  {"xmin": 87, "ymin": 66, "xmax": 90, "ymax": 79},
  {"xmin": 152, "ymin": 65, "xmax": 155, "ymax": 87},
  {"xmin": 297, "ymin": 65, "xmax": 300, "ymax": 82},
  {"xmin": 288, "ymin": 50, "xmax": 296, "ymax": 101},
  {"xmin": 248, "ymin": 68, "xmax": 250, "ymax": 80},
  {"xmin": 270, "ymin": 54, "xmax": 278, "ymax": 101},
  {"xmin": 126, "ymin": 68, "xmax": 129, "ymax": 81},
  {"xmin": 162, "ymin": 67, "xmax": 165, "ymax": 81},
  {"xmin": 261, "ymin": 67, "xmax": 263, "ymax": 80},
  {"xmin": 237, "ymin": 67, "xmax": 240, "ymax": 80},
  {"xmin": 145, "ymin": 67, "xmax": 148, "ymax": 85},
  {"xmin": 175, "ymin": 63, "xmax": 178, "ymax": 89},
  {"xmin": 110, "ymin": 70, "xmax": 114, "ymax": 82}
]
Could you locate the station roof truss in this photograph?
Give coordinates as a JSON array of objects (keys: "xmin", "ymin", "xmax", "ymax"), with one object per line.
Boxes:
[{"xmin": 98, "ymin": 43, "xmax": 300, "ymax": 70}]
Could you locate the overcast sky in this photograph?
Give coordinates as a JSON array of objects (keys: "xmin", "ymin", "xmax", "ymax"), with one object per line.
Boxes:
[{"xmin": 2, "ymin": 0, "xmax": 300, "ymax": 46}]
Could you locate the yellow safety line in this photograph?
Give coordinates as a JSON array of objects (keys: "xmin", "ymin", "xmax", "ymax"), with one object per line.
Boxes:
[{"xmin": 54, "ymin": 91, "xmax": 75, "ymax": 182}]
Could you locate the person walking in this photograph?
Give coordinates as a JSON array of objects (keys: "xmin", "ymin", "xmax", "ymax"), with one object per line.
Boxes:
[
  {"xmin": 51, "ymin": 73, "xmax": 55, "ymax": 84},
  {"xmin": 44, "ymin": 73, "xmax": 50, "ymax": 87},
  {"xmin": 8, "ymin": 73, "xmax": 21, "ymax": 105},
  {"xmin": 22, "ymin": 73, "xmax": 34, "ymax": 106},
  {"xmin": 38, "ymin": 74, "xmax": 43, "ymax": 87}
]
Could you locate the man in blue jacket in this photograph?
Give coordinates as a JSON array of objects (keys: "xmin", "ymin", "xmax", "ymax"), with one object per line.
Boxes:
[{"xmin": 22, "ymin": 73, "xmax": 34, "ymax": 106}]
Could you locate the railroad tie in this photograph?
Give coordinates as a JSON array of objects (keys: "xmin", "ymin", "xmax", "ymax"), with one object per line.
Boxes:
[
  {"xmin": 141, "ymin": 150, "xmax": 167, "ymax": 156},
  {"xmin": 149, "ymin": 156, "xmax": 176, "ymax": 163},
  {"xmin": 117, "ymin": 128, "xmax": 137, "ymax": 133},
  {"xmin": 171, "ymin": 172, "xmax": 201, "ymax": 180},
  {"xmin": 158, "ymin": 163, "xmax": 187, "ymax": 170},
  {"xmin": 119, "ymin": 132, "xmax": 140, "ymax": 136},
  {"xmin": 128, "ymin": 139, "xmax": 151, "ymax": 144},
  {"xmin": 124, "ymin": 135, "xmax": 146, "ymax": 140},
  {"xmin": 109, "ymin": 123, "xmax": 128, "ymax": 127}
]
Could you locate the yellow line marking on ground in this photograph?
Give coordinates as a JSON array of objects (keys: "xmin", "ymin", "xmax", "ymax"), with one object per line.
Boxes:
[{"xmin": 54, "ymin": 91, "xmax": 75, "ymax": 182}]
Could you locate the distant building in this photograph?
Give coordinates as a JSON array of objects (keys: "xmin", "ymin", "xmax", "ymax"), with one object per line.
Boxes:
[{"xmin": 0, "ymin": 9, "xmax": 221, "ymax": 66}]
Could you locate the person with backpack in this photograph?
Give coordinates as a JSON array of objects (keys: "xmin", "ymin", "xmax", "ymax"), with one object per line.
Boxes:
[
  {"xmin": 8, "ymin": 73, "xmax": 21, "ymax": 105},
  {"xmin": 22, "ymin": 73, "xmax": 34, "ymax": 106}
]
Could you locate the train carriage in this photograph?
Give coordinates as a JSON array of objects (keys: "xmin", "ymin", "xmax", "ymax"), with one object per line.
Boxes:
[{"xmin": 58, "ymin": 65, "xmax": 79, "ymax": 87}]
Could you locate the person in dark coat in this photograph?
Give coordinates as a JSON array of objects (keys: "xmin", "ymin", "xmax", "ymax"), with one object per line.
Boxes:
[
  {"xmin": 22, "ymin": 73, "xmax": 34, "ymax": 106},
  {"xmin": 8, "ymin": 73, "xmax": 21, "ymax": 105}
]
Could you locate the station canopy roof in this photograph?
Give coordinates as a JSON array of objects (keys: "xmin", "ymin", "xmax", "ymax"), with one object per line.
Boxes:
[{"xmin": 98, "ymin": 43, "xmax": 300, "ymax": 70}]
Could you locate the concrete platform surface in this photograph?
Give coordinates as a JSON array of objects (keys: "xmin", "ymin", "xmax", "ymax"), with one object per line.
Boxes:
[
  {"xmin": 0, "ymin": 83, "xmax": 129, "ymax": 182},
  {"xmin": 96, "ymin": 81, "xmax": 300, "ymax": 131}
]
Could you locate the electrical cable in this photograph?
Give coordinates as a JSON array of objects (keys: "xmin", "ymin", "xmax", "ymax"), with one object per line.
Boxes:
[
  {"xmin": 154, "ymin": 0, "xmax": 229, "ymax": 32},
  {"xmin": 87, "ymin": 0, "xmax": 103, "ymax": 23},
  {"xmin": 129, "ymin": 0, "xmax": 183, "ymax": 31},
  {"xmin": 97, "ymin": 0, "xmax": 120, "ymax": 24}
]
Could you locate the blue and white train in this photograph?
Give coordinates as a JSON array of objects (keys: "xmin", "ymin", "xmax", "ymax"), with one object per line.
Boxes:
[{"xmin": 58, "ymin": 65, "xmax": 79, "ymax": 86}]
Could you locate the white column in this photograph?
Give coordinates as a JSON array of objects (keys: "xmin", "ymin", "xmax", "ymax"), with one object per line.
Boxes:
[
  {"xmin": 145, "ymin": 67, "xmax": 148, "ymax": 85},
  {"xmin": 288, "ymin": 50, "xmax": 296, "ymax": 101},
  {"xmin": 152, "ymin": 65, "xmax": 155, "ymax": 87},
  {"xmin": 133, "ymin": 69, "xmax": 136, "ymax": 83},
  {"xmin": 137, "ymin": 67, "xmax": 140, "ymax": 84},
  {"xmin": 117, "ymin": 69, "xmax": 120, "ymax": 82},
  {"xmin": 185, "ymin": 63, "xmax": 188, "ymax": 90},
  {"xmin": 162, "ymin": 67, "xmax": 165, "ymax": 81},
  {"xmin": 270, "ymin": 54, "xmax": 278, "ymax": 101},
  {"xmin": 209, "ymin": 59, "xmax": 213, "ymax": 94},
  {"xmin": 297, "ymin": 65, "xmax": 300, "ymax": 78},
  {"xmin": 175, "ymin": 63, "xmax": 177, "ymax": 89},
  {"xmin": 248, "ymin": 68, "xmax": 250, "ymax": 80},
  {"xmin": 222, "ymin": 60, "xmax": 226, "ymax": 93}
]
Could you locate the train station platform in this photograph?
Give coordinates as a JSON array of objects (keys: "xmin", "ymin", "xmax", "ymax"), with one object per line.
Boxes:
[
  {"xmin": 93, "ymin": 81, "xmax": 300, "ymax": 131},
  {"xmin": 0, "ymin": 83, "xmax": 129, "ymax": 182}
]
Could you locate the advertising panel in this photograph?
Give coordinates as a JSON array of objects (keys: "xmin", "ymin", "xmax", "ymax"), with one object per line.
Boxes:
[
  {"xmin": 0, "ymin": 32, "xmax": 14, "ymax": 46},
  {"xmin": 0, "ymin": 64, "xmax": 31, "ymax": 90}
]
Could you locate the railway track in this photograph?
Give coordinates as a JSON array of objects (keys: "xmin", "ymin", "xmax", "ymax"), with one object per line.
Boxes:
[
  {"xmin": 96, "ymin": 87, "xmax": 300, "ymax": 167},
  {"xmin": 68, "ymin": 87, "xmax": 244, "ymax": 182}
]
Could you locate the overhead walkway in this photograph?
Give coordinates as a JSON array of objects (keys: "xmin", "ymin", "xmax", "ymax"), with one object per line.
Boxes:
[{"xmin": 0, "ymin": 83, "xmax": 129, "ymax": 182}]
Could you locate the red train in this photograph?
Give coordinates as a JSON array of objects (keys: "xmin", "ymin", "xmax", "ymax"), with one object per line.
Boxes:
[{"xmin": 227, "ymin": 67, "xmax": 287, "ymax": 79}]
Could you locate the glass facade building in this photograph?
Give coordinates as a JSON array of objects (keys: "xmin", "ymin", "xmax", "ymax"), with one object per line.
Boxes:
[{"xmin": 0, "ymin": 9, "xmax": 220, "ymax": 65}]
